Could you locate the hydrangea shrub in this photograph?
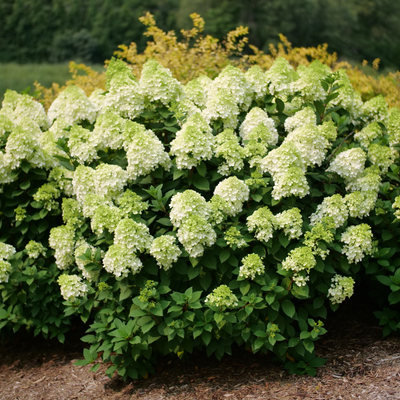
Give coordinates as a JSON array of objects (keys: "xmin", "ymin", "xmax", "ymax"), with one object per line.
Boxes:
[{"xmin": 2, "ymin": 58, "xmax": 400, "ymax": 379}]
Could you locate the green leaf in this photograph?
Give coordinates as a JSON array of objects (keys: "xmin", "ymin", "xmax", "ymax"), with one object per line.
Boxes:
[
  {"xmin": 20, "ymin": 181, "xmax": 30, "ymax": 190},
  {"xmin": 188, "ymin": 266, "xmax": 201, "ymax": 280},
  {"xmin": 219, "ymin": 250, "xmax": 230, "ymax": 263},
  {"xmin": 196, "ymin": 162, "xmax": 207, "ymax": 177},
  {"xmin": 193, "ymin": 176, "xmax": 210, "ymax": 191},
  {"xmin": 389, "ymin": 291, "xmax": 400, "ymax": 305},
  {"xmin": 282, "ymin": 300, "xmax": 295, "ymax": 318},
  {"xmin": 278, "ymin": 232, "xmax": 290, "ymax": 248},
  {"xmin": 292, "ymin": 284, "xmax": 309, "ymax": 299},
  {"xmin": 376, "ymin": 275, "xmax": 392, "ymax": 286},
  {"xmin": 275, "ymin": 98, "xmax": 285, "ymax": 113},
  {"xmin": 157, "ymin": 218, "xmax": 172, "ymax": 226}
]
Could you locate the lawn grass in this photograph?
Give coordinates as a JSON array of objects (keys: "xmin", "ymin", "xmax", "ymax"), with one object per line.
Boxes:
[{"xmin": 0, "ymin": 63, "xmax": 104, "ymax": 103}]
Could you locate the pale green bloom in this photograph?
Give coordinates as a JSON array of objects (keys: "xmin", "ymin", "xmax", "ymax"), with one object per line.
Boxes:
[
  {"xmin": 265, "ymin": 57, "xmax": 299, "ymax": 96},
  {"xmin": 368, "ymin": 144, "xmax": 397, "ymax": 173},
  {"xmin": 62, "ymin": 198, "xmax": 84, "ymax": 228},
  {"xmin": 184, "ymin": 75, "xmax": 212, "ymax": 108},
  {"xmin": 354, "ymin": 121, "xmax": 383, "ymax": 148},
  {"xmin": 328, "ymin": 274, "xmax": 355, "ymax": 304},
  {"xmin": 328, "ymin": 148, "xmax": 366, "ymax": 181},
  {"xmin": 116, "ymin": 189, "xmax": 148, "ymax": 217},
  {"xmin": 310, "ymin": 194, "xmax": 348, "ymax": 228},
  {"xmin": 341, "ymin": 224, "xmax": 373, "ymax": 263},
  {"xmin": 224, "ymin": 227, "xmax": 246, "ymax": 248},
  {"xmin": 275, "ymin": 208, "xmax": 303, "ymax": 239},
  {"xmin": 114, "ymin": 218, "xmax": 153, "ymax": 253},
  {"xmin": 0, "ymin": 260, "xmax": 13, "ymax": 283},
  {"xmin": 68, "ymin": 125, "xmax": 97, "ymax": 164},
  {"xmin": 103, "ymin": 244, "xmax": 143, "ymax": 277},
  {"xmin": 284, "ymin": 107, "xmax": 316, "ymax": 133},
  {"xmin": 362, "ymin": 94, "xmax": 388, "ymax": 122},
  {"xmin": 94, "ymin": 163, "xmax": 128, "ymax": 200},
  {"xmin": 57, "ymin": 274, "xmax": 88, "ymax": 302},
  {"xmin": 344, "ymin": 191, "xmax": 377, "ymax": 218},
  {"xmin": 0, "ymin": 242, "xmax": 16, "ymax": 260},
  {"xmin": 25, "ymin": 241, "xmax": 47, "ymax": 259},
  {"xmin": 49, "ymin": 225, "xmax": 75, "ymax": 270},
  {"xmin": 33, "ymin": 183, "xmax": 60, "ymax": 211},
  {"xmin": 91, "ymin": 204, "xmax": 123, "ymax": 234},
  {"xmin": 74, "ymin": 241, "xmax": 100, "ymax": 281},
  {"xmin": 245, "ymin": 65, "xmax": 269, "ymax": 101},
  {"xmin": 14, "ymin": 207, "xmax": 26, "ymax": 221},
  {"xmin": 282, "ymin": 246, "xmax": 316, "ymax": 287},
  {"xmin": 215, "ymin": 129, "xmax": 245, "ymax": 175},
  {"xmin": 150, "ymin": 235, "xmax": 181, "ymax": 270},
  {"xmin": 239, "ymin": 253, "xmax": 264, "ymax": 280},
  {"xmin": 205, "ymin": 284, "xmax": 238, "ymax": 308},
  {"xmin": 91, "ymin": 111, "xmax": 127, "ymax": 150},
  {"xmin": 304, "ymin": 217, "xmax": 335, "ymax": 260},
  {"xmin": 214, "ymin": 176, "xmax": 250, "ymax": 216},
  {"xmin": 247, "ymin": 206, "xmax": 277, "ymax": 243}
]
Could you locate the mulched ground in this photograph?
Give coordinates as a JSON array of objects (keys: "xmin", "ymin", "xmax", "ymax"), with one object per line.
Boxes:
[{"xmin": 2, "ymin": 295, "xmax": 400, "ymax": 399}]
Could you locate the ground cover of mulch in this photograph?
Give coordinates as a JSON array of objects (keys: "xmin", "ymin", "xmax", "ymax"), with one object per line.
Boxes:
[{"xmin": 2, "ymin": 295, "xmax": 400, "ymax": 400}]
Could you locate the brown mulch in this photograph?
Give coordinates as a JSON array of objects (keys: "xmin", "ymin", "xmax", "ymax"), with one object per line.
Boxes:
[{"xmin": 1, "ymin": 298, "xmax": 400, "ymax": 399}]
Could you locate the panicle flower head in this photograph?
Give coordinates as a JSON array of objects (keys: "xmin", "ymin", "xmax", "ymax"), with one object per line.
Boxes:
[
  {"xmin": 354, "ymin": 121, "xmax": 383, "ymax": 148},
  {"xmin": 49, "ymin": 166, "xmax": 74, "ymax": 196},
  {"xmin": 271, "ymin": 167, "xmax": 310, "ymax": 200},
  {"xmin": 91, "ymin": 111, "xmax": 126, "ymax": 150},
  {"xmin": 281, "ymin": 246, "xmax": 316, "ymax": 286},
  {"xmin": 215, "ymin": 128, "xmax": 245, "ymax": 175},
  {"xmin": 150, "ymin": 235, "xmax": 182, "ymax": 271},
  {"xmin": 25, "ymin": 240, "xmax": 47, "ymax": 259},
  {"xmin": 208, "ymin": 195, "xmax": 230, "ymax": 225},
  {"xmin": 184, "ymin": 75, "xmax": 212, "ymax": 108},
  {"xmin": 57, "ymin": 274, "xmax": 88, "ymax": 302},
  {"xmin": 114, "ymin": 218, "xmax": 153, "ymax": 253},
  {"xmin": 387, "ymin": 107, "xmax": 400, "ymax": 146},
  {"xmin": 368, "ymin": 144, "xmax": 397, "ymax": 173},
  {"xmin": 346, "ymin": 166, "xmax": 382, "ymax": 193},
  {"xmin": 68, "ymin": 125, "xmax": 97, "ymax": 164},
  {"xmin": 170, "ymin": 190, "xmax": 210, "ymax": 227},
  {"xmin": 327, "ymin": 148, "xmax": 366, "ymax": 181},
  {"xmin": 392, "ymin": 196, "xmax": 400, "ymax": 219},
  {"xmin": 82, "ymin": 193, "xmax": 111, "ymax": 219},
  {"xmin": 72, "ymin": 165, "xmax": 95, "ymax": 205},
  {"xmin": 239, "ymin": 253, "xmax": 265, "ymax": 280},
  {"xmin": 33, "ymin": 182, "xmax": 60, "ymax": 211},
  {"xmin": 275, "ymin": 207, "xmax": 303, "ymax": 239},
  {"xmin": 245, "ymin": 65, "xmax": 269, "ymax": 101},
  {"xmin": 328, "ymin": 274, "xmax": 355, "ymax": 304},
  {"xmin": 116, "ymin": 189, "xmax": 148, "ymax": 217},
  {"xmin": 126, "ymin": 129, "xmax": 171, "ymax": 180},
  {"xmin": 2, "ymin": 90, "xmax": 50, "ymax": 130},
  {"xmin": 247, "ymin": 206, "xmax": 277, "ymax": 243},
  {"xmin": 91, "ymin": 204, "xmax": 123, "ymax": 234},
  {"xmin": 291, "ymin": 61, "xmax": 331, "ymax": 102},
  {"xmin": 104, "ymin": 58, "xmax": 144, "ymax": 119},
  {"xmin": 205, "ymin": 284, "xmax": 238, "ymax": 308},
  {"xmin": 0, "ymin": 260, "xmax": 12, "ymax": 283},
  {"xmin": 14, "ymin": 207, "xmax": 26, "ymax": 221},
  {"xmin": 202, "ymin": 88, "xmax": 240, "ymax": 129},
  {"xmin": 344, "ymin": 191, "xmax": 377, "ymax": 218},
  {"xmin": 177, "ymin": 214, "xmax": 216, "ymax": 258},
  {"xmin": 310, "ymin": 194, "xmax": 348, "ymax": 228},
  {"xmin": 284, "ymin": 107, "xmax": 316, "ymax": 133},
  {"xmin": 170, "ymin": 113, "xmax": 214, "ymax": 169},
  {"xmin": 304, "ymin": 217, "xmax": 335, "ymax": 259},
  {"xmin": 224, "ymin": 227, "xmax": 246, "ymax": 248},
  {"xmin": 341, "ymin": 224, "xmax": 373, "ymax": 263},
  {"xmin": 265, "ymin": 57, "xmax": 299, "ymax": 96},
  {"xmin": 94, "ymin": 164, "xmax": 128, "ymax": 200},
  {"xmin": 0, "ymin": 242, "xmax": 16, "ymax": 260},
  {"xmin": 48, "ymin": 86, "xmax": 97, "ymax": 126},
  {"xmin": 140, "ymin": 59, "xmax": 183, "ymax": 105},
  {"xmin": 214, "ymin": 176, "xmax": 250, "ymax": 216},
  {"xmin": 103, "ymin": 244, "xmax": 143, "ymax": 277},
  {"xmin": 88, "ymin": 88, "xmax": 107, "ymax": 112},
  {"xmin": 362, "ymin": 95, "xmax": 388, "ymax": 122},
  {"xmin": 62, "ymin": 198, "xmax": 84, "ymax": 227},
  {"xmin": 49, "ymin": 225, "xmax": 75, "ymax": 270}
]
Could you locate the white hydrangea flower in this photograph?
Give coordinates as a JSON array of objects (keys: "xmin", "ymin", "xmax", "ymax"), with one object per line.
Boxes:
[
  {"xmin": 49, "ymin": 225, "xmax": 75, "ymax": 270},
  {"xmin": 126, "ymin": 129, "xmax": 171, "ymax": 180},
  {"xmin": 48, "ymin": 166, "xmax": 74, "ymax": 197},
  {"xmin": 387, "ymin": 107, "xmax": 400, "ymax": 146},
  {"xmin": 327, "ymin": 148, "xmax": 366, "ymax": 181},
  {"xmin": 354, "ymin": 121, "xmax": 383, "ymax": 148},
  {"xmin": 184, "ymin": 75, "xmax": 213, "ymax": 108},
  {"xmin": 88, "ymin": 88, "xmax": 107, "ymax": 113},
  {"xmin": 202, "ymin": 88, "xmax": 240, "ymax": 129},
  {"xmin": 150, "ymin": 235, "xmax": 181, "ymax": 271},
  {"xmin": 90, "ymin": 111, "xmax": 127, "ymax": 150},
  {"xmin": 114, "ymin": 218, "xmax": 153, "ymax": 253},
  {"xmin": 205, "ymin": 284, "xmax": 238, "ymax": 308},
  {"xmin": 247, "ymin": 206, "xmax": 277, "ymax": 242},
  {"xmin": 116, "ymin": 189, "xmax": 148, "ymax": 217},
  {"xmin": 245, "ymin": 65, "xmax": 269, "ymax": 101},
  {"xmin": 346, "ymin": 166, "xmax": 382, "ymax": 193},
  {"xmin": 0, "ymin": 242, "xmax": 16, "ymax": 260},
  {"xmin": 239, "ymin": 107, "xmax": 278, "ymax": 145},
  {"xmin": 0, "ymin": 260, "xmax": 12, "ymax": 283},
  {"xmin": 93, "ymin": 164, "xmax": 128, "ymax": 200},
  {"xmin": 214, "ymin": 176, "xmax": 250, "ymax": 216},
  {"xmin": 0, "ymin": 153, "xmax": 15, "ymax": 185},
  {"xmin": 33, "ymin": 183, "xmax": 60, "ymax": 211},
  {"xmin": 72, "ymin": 165, "xmax": 96, "ymax": 205},
  {"xmin": 392, "ymin": 196, "xmax": 400, "ymax": 219},
  {"xmin": 310, "ymin": 194, "xmax": 348, "ymax": 228},
  {"xmin": 341, "ymin": 224, "xmax": 373, "ymax": 263},
  {"xmin": 284, "ymin": 107, "xmax": 316, "ymax": 133},
  {"xmin": 0, "ymin": 113, "xmax": 15, "ymax": 136},
  {"xmin": 281, "ymin": 246, "xmax": 316, "ymax": 287},
  {"xmin": 215, "ymin": 129, "xmax": 245, "ymax": 175},
  {"xmin": 208, "ymin": 195, "xmax": 231, "ymax": 225},
  {"xmin": 57, "ymin": 274, "xmax": 88, "ymax": 302},
  {"xmin": 173, "ymin": 99, "xmax": 201, "ymax": 124},
  {"xmin": 239, "ymin": 253, "xmax": 265, "ymax": 280},
  {"xmin": 344, "ymin": 191, "xmax": 377, "ymax": 218},
  {"xmin": 328, "ymin": 274, "xmax": 355, "ymax": 304},
  {"xmin": 103, "ymin": 244, "xmax": 143, "ymax": 277},
  {"xmin": 91, "ymin": 204, "xmax": 123, "ymax": 234},
  {"xmin": 265, "ymin": 57, "xmax": 299, "ymax": 96},
  {"xmin": 74, "ymin": 241, "xmax": 100, "ymax": 281},
  {"xmin": 330, "ymin": 70, "xmax": 363, "ymax": 122},
  {"xmin": 82, "ymin": 193, "xmax": 111, "ymax": 219},
  {"xmin": 48, "ymin": 86, "xmax": 97, "ymax": 126},
  {"xmin": 275, "ymin": 207, "xmax": 303, "ymax": 239},
  {"xmin": 368, "ymin": 144, "xmax": 397, "ymax": 173},
  {"xmin": 271, "ymin": 167, "xmax": 310, "ymax": 200},
  {"xmin": 2, "ymin": 89, "xmax": 50, "ymax": 130},
  {"xmin": 68, "ymin": 125, "xmax": 98, "ymax": 164},
  {"xmin": 104, "ymin": 58, "xmax": 144, "ymax": 119},
  {"xmin": 177, "ymin": 215, "xmax": 216, "ymax": 258},
  {"xmin": 291, "ymin": 61, "xmax": 331, "ymax": 102},
  {"xmin": 362, "ymin": 95, "xmax": 388, "ymax": 123},
  {"xmin": 224, "ymin": 227, "xmax": 246, "ymax": 248},
  {"xmin": 62, "ymin": 198, "xmax": 84, "ymax": 227},
  {"xmin": 170, "ymin": 190, "xmax": 210, "ymax": 227},
  {"xmin": 170, "ymin": 113, "xmax": 214, "ymax": 169},
  {"xmin": 140, "ymin": 59, "xmax": 183, "ymax": 105},
  {"xmin": 209, "ymin": 65, "xmax": 252, "ymax": 110}
]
